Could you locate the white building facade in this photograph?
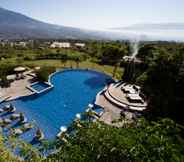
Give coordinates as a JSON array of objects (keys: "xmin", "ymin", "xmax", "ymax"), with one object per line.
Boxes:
[{"xmin": 50, "ymin": 42, "xmax": 71, "ymax": 48}]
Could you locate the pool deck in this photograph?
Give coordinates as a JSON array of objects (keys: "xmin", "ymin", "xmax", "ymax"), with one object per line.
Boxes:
[
  {"xmin": 0, "ymin": 71, "xmax": 35, "ymax": 101},
  {"xmin": 95, "ymin": 88, "xmax": 135, "ymax": 127}
]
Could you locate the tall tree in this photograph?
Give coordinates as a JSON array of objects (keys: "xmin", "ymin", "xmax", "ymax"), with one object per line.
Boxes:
[
  {"xmin": 101, "ymin": 45, "xmax": 127, "ymax": 77},
  {"xmin": 60, "ymin": 54, "xmax": 68, "ymax": 68},
  {"xmin": 137, "ymin": 49, "xmax": 184, "ymax": 123}
]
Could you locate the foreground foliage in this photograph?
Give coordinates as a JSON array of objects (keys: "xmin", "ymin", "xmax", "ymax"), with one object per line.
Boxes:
[
  {"xmin": 0, "ymin": 116, "xmax": 183, "ymax": 162},
  {"xmin": 45, "ymin": 118, "xmax": 184, "ymax": 162},
  {"xmin": 0, "ymin": 135, "xmax": 21, "ymax": 162}
]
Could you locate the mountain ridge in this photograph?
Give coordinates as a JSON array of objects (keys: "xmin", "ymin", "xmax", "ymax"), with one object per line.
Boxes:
[{"xmin": 0, "ymin": 7, "xmax": 121, "ymax": 40}]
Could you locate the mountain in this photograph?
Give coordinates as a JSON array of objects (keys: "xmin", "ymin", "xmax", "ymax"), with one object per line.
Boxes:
[
  {"xmin": 0, "ymin": 7, "xmax": 123, "ymax": 40},
  {"xmin": 113, "ymin": 23, "xmax": 184, "ymax": 31},
  {"xmin": 1, "ymin": 7, "xmax": 183, "ymax": 41}
]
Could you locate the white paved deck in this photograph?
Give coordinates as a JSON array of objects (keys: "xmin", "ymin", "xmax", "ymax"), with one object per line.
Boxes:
[
  {"xmin": 105, "ymin": 84, "xmax": 147, "ymax": 111},
  {"xmin": 95, "ymin": 90, "xmax": 123, "ymax": 125},
  {"xmin": 0, "ymin": 72, "xmax": 34, "ymax": 101},
  {"xmin": 95, "ymin": 93, "xmax": 135, "ymax": 127}
]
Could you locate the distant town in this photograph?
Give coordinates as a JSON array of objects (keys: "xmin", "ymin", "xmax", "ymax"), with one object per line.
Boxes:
[{"xmin": 0, "ymin": 39, "xmax": 86, "ymax": 49}]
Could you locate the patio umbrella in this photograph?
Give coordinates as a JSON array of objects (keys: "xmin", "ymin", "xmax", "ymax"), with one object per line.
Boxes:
[
  {"xmin": 76, "ymin": 113, "xmax": 81, "ymax": 120},
  {"xmin": 34, "ymin": 66, "xmax": 41, "ymax": 70},
  {"xmin": 88, "ymin": 103, "xmax": 94, "ymax": 109},
  {"xmin": 60, "ymin": 126, "xmax": 67, "ymax": 132},
  {"xmin": 14, "ymin": 66, "xmax": 26, "ymax": 73}
]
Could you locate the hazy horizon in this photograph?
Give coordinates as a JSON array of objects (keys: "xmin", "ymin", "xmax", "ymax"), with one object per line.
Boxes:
[{"xmin": 1, "ymin": 0, "xmax": 184, "ymax": 30}]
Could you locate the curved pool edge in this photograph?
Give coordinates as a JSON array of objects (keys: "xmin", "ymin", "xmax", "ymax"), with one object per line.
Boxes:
[
  {"xmin": 48, "ymin": 68, "xmax": 114, "ymax": 85},
  {"xmin": 6, "ymin": 68, "xmax": 114, "ymax": 103}
]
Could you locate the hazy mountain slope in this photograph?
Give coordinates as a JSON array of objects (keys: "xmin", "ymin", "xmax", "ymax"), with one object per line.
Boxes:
[
  {"xmin": 113, "ymin": 23, "xmax": 184, "ymax": 30},
  {"xmin": 0, "ymin": 7, "xmax": 120, "ymax": 40},
  {"xmin": 1, "ymin": 7, "xmax": 183, "ymax": 41}
]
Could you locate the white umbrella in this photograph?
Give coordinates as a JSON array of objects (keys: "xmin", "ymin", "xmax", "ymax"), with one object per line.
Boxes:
[
  {"xmin": 76, "ymin": 113, "xmax": 81, "ymax": 119},
  {"xmin": 88, "ymin": 104, "xmax": 94, "ymax": 109},
  {"xmin": 60, "ymin": 126, "xmax": 67, "ymax": 132},
  {"xmin": 14, "ymin": 66, "xmax": 26, "ymax": 72}
]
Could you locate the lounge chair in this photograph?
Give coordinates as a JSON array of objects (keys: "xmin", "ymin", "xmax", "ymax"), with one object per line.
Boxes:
[
  {"xmin": 20, "ymin": 117, "xmax": 27, "ymax": 124},
  {"xmin": 22, "ymin": 123, "xmax": 33, "ymax": 131},
  {"xmin": 35, "ymin": 129, "xmax": 44, "ymax": 141},
  {"xmin": 57, "ymin": 126, "xmax": 67, "ymax": 138},
  {"xmin": 0, "ymin": 108, "xmax": 4, "ymax": 113},
  {"xmin": 3, "ymin": 104, "xmax": 16, "ymax": 113},
  {"xmin": 92, "ymin": 107, "xmax": 104, "ymax": 118},
  {"xmin": 2, "ymin": 118, "xmax": 12, "ymax": 125},
  {"xmin": 12, "ymin": 128, "xmax": 23, "ymax": 136},
  {"xmin": 56, "ymin": 131, "xmax": 63, "ymax": 138},
  {"xmin": 10, "ymin": 114, "xmax": 21, "ymax": 120},
  {"xmin": 19, "ymin": 113, "xmax": 27, "ymax": 123},
  {"xmin": 8, "ymin": 105, "xmax": 16, "ymax": 113},
  {"xmin": 88, "ymin": 104, "xmax": 94, "ymax": 109},
  {"xmin": 56, "ymin": 132, "xmax": 68, "ymax": 142},
  {"xmin": 3, "ymin": 104, "xmax": 11, "ymax": 111},
  {"xmin": 0, "ymin": 96, "xmax": 11, "ymax": 104}
]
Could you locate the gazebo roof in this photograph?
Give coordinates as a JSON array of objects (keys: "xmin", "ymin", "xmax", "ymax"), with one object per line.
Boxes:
[{"xmin": 14, "ymin": 66, "xmax": 26, "ymax": 72}]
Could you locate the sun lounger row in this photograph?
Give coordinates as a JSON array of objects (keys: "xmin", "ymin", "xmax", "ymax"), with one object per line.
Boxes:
[{"xmin": 0, "ymin": 104, "xmax": 44, "ymax": 141}]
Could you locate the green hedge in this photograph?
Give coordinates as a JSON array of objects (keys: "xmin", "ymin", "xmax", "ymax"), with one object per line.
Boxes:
[{"xmin": 36, "ymin": 66, "xmax": 56, "ymax": 82}]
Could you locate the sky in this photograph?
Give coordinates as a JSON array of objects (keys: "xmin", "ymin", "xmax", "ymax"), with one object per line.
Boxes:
[{"xmin": 0, "ymin": 0, "xmax": 184, "ymax": 30}]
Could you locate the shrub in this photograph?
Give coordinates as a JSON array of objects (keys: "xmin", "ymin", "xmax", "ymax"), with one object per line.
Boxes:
[{"xmin": 36, "ymin": 66, "xmax": 56, "ymax": 82}]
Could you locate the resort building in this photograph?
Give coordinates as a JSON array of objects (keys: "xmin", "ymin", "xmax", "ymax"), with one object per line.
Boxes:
[
  {"xmin": 9, "ymin": 41, "xmax": 27, "ymax": 48},
  {"xmin": 75, "ymin": 43, "xmax": 85, "ymax": 48},
  {"xmin": 50, "ymin": 42, "xmax": 71, "ymax": 48}
]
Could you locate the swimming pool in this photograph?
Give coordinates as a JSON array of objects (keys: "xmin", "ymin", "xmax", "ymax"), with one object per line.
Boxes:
[{"xmin": 0, "ymin": 69, "xmax": 113, "ymax": 142}]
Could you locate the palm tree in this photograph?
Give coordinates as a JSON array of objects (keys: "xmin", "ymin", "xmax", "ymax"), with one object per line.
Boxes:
[
  {"xmin": 101, "ymin": 45, "xmax": 127, "ymax": 78},
  {"xmin": 74, "ymin": 56, "xmax": 83, "ymax": 68},
  {"xmin": 112, "ymin": 61, "xmax": 120, "ymax": 78},
  {"xmin": 112, "ymin": 47, "xmax": 127, "ymax": 78},
  {"xmin": 60, "ymin": 54, "xmax": 68, "ymax": 68}
]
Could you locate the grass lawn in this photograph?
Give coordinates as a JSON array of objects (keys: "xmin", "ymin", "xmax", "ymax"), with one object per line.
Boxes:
[
  {"xmin": 0, "ymin": 58, "xmax": 124, "ymax": 80},
  {"xmin": 24, "ymin": 59, "xmax": 124, "ymax": 79}
]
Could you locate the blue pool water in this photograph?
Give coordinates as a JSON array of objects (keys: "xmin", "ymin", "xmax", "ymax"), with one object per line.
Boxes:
[
  {"xmin": 0, "ymin": 69, "xmax": 113, "ymax": 142},
  {"xmin": 31, "ymin": 82, "xmax": 50, "ymax": 92}
]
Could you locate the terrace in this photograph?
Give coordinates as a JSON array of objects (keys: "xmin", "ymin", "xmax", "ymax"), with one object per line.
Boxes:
[
  {"xmin": 94, "ymin": 82, "xmax": 147, "ymax": 126},
  {"xmin": 0, "ymin": 70, "xmax": 35, "ymax": 101},
  {"xmin": 105, "ymin": 83, "xmax": 147, "ymax": 111}
]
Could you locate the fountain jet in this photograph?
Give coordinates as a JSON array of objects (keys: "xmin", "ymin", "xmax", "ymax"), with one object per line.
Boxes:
[{"xmin": 122, "ymin": 40, "xmax": 140, "ymax": 82}]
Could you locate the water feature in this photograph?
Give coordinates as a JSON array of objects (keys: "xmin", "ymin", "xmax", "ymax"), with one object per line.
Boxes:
[{"xmin": 130, "ymin": 40, "xmax": 139, "ymax": 59}]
